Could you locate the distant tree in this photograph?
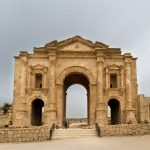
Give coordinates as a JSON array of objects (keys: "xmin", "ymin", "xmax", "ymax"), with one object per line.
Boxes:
[{"xmin": 2, "ymin": 103, "xmax": 11, "ymax": 114}]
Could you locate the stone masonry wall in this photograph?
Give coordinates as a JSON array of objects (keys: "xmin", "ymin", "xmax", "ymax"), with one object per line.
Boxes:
[
  {"xmin": 0, "ymin": 127, "xmax": 50, "ymax": 143},
  {"xmin": 0, "ymin": 124, "xmax": 150, "ymax": 143},
  {"xmin": 0, "ymin": 107, "xmax": 13, "ymax": 128},
  {"xmin": 138, "ymin": 94, "xmax": 150, "ymax": 123},
  {"xmin": 101, "ymin": 124, "xmax": 150, "ymax": 136}
]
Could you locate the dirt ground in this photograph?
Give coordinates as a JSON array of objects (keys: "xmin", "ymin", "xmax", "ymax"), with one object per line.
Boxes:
[{"xmin": 0, "ymin": 135, "xmax": 150, "ymax": 150}]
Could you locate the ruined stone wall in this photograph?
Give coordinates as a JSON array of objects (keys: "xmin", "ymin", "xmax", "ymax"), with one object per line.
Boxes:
[
  {"xmin": 0, "ymin": 108, "xmax": 4, "ymax": 127},
  {"xmin": 0, "ymin": 107, "xmax": 13, "ymax": 128},
  {"xmin": 0, "ymin": 116, "xmax": 5, "ymax": 127},
  {"xmin": 101, "ymin": 124, "xmax": 150, "ymax": 136},
  {"xmin": 0, "ymin": 127, "xmax": 50, "ymax": 143},
  {"xmin": 0, "ymin": 108, "xmax": 3, "ymax": 115},
  {"xmin": 138, "ymin": 94, "xmax": 150, "ymax": 123}
]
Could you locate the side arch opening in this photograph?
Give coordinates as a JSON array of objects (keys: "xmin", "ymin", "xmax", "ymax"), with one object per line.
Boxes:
[
  {"xmin": 31, "ymin": 99, "xmax": 44, "ymax": 126},
  {"xmin": 108, "ymin": 99, "xmax": 120, "ymax": 125}
]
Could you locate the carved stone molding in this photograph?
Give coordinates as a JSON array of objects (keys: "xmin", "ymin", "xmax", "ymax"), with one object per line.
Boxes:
[
  {"xmin": 29, "ymin": 64, "xmax": 48, "ymax": 72},
  {"xmin": 26, "ymin": 88, "xmax": 49, "ymax": 96},
  {"xmin": 104, "ymin": 88, "xmax": 124, "ymax": 96}
]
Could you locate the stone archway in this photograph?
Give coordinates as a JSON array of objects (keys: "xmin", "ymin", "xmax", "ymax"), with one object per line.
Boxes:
[
  {"xmin": 56, "ymin": 66, "xmax": 96, "ymax": 85},
  {"xmin": 56, "ymin": 66, "xmax": 96, "ymax": 127},
  {"xmin": 31, "ymin": 99, "xmax": 44, "ymax": 126},
  {"xmin": 108, "ymin": 99, "xmax": 120, "ymax": 125},
  {"xmin": 64, "ymin": 73, "xmax": 89, "ymax": 127}
]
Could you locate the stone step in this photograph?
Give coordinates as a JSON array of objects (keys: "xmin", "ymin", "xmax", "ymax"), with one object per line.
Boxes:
[{"xmin": 52, "ymin": 128, "xmax": 98, "ymax": 140}]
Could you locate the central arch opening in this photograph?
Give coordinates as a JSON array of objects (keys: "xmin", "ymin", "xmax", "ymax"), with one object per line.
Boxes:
[
  {"xmin": 66, "ymin": 84, "xmax": 87, "ymax": 127},
  {"xmin": 63, "ymin": 73, "xmax": 89, "ymax": 127}
]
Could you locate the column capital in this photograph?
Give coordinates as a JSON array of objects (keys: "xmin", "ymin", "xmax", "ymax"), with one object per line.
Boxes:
[
  {"xmin": 44, "ymin": 68, "xmax": 48, "ymax": 74},
  {"xmin": 106, "ymin": 68, "xmax": 109, "ymax": 73},
  {"xmin": 49, "ymin": 55, "xmax": 56, "ymax": 64},
  {"xmin": 21, "ymin": 56, "xmax": 28, "ymax": 66},
  {"xmin": 125, "ymin": 59, "xmax": 132, "ymax": 65},
  {"xmin": 97, "ymin": 56, "xmax": 104, "ymax": 64}
]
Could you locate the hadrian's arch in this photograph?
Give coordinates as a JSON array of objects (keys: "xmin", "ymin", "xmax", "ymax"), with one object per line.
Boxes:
[
  {"xmin": 56, "ymin": 66, "xmax": 96, "ymax": 126},
  {"xmin": 12, "ymin": 36, "xmax": 139, "ymax": 127}
]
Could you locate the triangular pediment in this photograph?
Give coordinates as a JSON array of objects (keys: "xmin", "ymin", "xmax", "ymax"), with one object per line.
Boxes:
[
  {"xmin": 45, "ymin": 36, "xmax": 108, "ymax": 52},
  {"xmin": 107, "ymin": 64, "xmax": 120, "ymax": 70},
  {"xmin": 29, "ymin": 64, "xmax": 48, "ymax": 71},
  {"xmin": 59, "ymin": 41, "xmax": 95, "ymax": 52}
]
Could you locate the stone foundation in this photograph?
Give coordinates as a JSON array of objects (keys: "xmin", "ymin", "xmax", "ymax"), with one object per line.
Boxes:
[
  {"xmin": 0, "ymin": 127, "xmax": 50, "ymax": 143},
  {"xmin": 0, "ymin": 124, "xmax": 150, "ymax": 143},
  {"xmin": 100, "ymin": 124, "xmax": 150, "ymax": 136}
]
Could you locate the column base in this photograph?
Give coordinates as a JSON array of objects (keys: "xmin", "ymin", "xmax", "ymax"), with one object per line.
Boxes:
[
  {"xmin": 12, "ymin": 110, "xmax": 27, "ymax": 127},
  {"xmin": 96, "ymin": 110, "xmax": 107, "ymax": 126},
  {"xmin": 44, "ymin": 109, "xmax": 57, "ymax": 126},
  {"xmin": 126, "ymin": 109, "xmax": 137, "ymax": 124}
]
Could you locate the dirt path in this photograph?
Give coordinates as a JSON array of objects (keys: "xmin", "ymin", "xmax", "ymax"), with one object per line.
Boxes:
[{"xmin": 0, "ymin": 135, "xmax": 150, "ymax": 150}]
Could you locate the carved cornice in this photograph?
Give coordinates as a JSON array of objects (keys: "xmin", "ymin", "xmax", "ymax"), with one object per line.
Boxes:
[
  {"xmin": 57, "ymin": 35, "xmax": 96, "ymax": 48},
  {"xmin": 29, "ymin": 64, "xmax": 48, "ymax": 70},
  {"xmin": 33, "ymin": 47, "xmax": 47, "ymax": 55},
  {"xmin": 45, "ymin": 40, "xmax": 58, "ymax": 48},
  {"xmin": 44, "ymin": 36, "xmax": 108, "ymax": 50},
  {"xmin": 19, "ymin": 51, "xmax": 28, "ymax": 56},
  {"xmin": 95, "ymin": 41, "xmax": 109, "ymax": 48},
  {"xmin": 95, "ymin": 47, "xmax": 107, "ymax": 54}
]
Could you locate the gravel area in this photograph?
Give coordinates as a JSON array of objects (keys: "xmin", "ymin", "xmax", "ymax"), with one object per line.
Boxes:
[{"xmin": 0, "ymin": 135, "xmax": 150, "ymax": 150}]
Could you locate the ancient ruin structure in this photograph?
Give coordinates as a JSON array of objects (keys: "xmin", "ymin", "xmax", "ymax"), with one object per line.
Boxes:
[{"xmin": 10, "ymin": 36, "xmax": 150, "ymax": 127}]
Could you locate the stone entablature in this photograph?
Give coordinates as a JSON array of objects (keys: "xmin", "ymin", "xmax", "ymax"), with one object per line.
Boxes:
[{"xmin": 11, "ymin": 36, "xmax": 148, "ymax": 127}]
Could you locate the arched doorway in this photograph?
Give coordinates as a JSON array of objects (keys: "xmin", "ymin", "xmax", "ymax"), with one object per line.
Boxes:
[
  {"xmin": 66, "ymin": 84, "xmax": 87, "ymax": 127},
  {"xmin": 31, "ymin": 99, "xmax": 44, "ymax": 126},
  {"xmin": 108, "ymin": 99, "xmax": 120, "ymax": 125},
  {"xmin": 63, "ymin": 73, "xmax": 89, "ymax": 126}
]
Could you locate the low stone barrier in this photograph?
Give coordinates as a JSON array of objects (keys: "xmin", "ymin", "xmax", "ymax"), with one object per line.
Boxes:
[
  {"xmin": 100, "ymin": 124, "xmax": 150, "ymax": 136},
  {"xmin": 0, "ymin": 124, "xmax": 150, "ymax": 143},
  {"xmin": 0, "ymin": 127, "xmax": 50, "ymax": 143}
]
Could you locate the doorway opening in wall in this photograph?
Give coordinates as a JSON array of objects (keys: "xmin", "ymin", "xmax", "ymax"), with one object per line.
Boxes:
[
  {"xmin": 108, "ymin": 99, "xmax": 120, "ymax": 125},
  {"xmin": 31, "ymin": 99, "xmax": 44, "ymax": 126},
  {"xmin": 35, "ymin": 73, "xmax": 43, "ymax": 89},
  {"xmin": 64, "ymin": 73, "xmax": 89, "ymax": 128}
]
